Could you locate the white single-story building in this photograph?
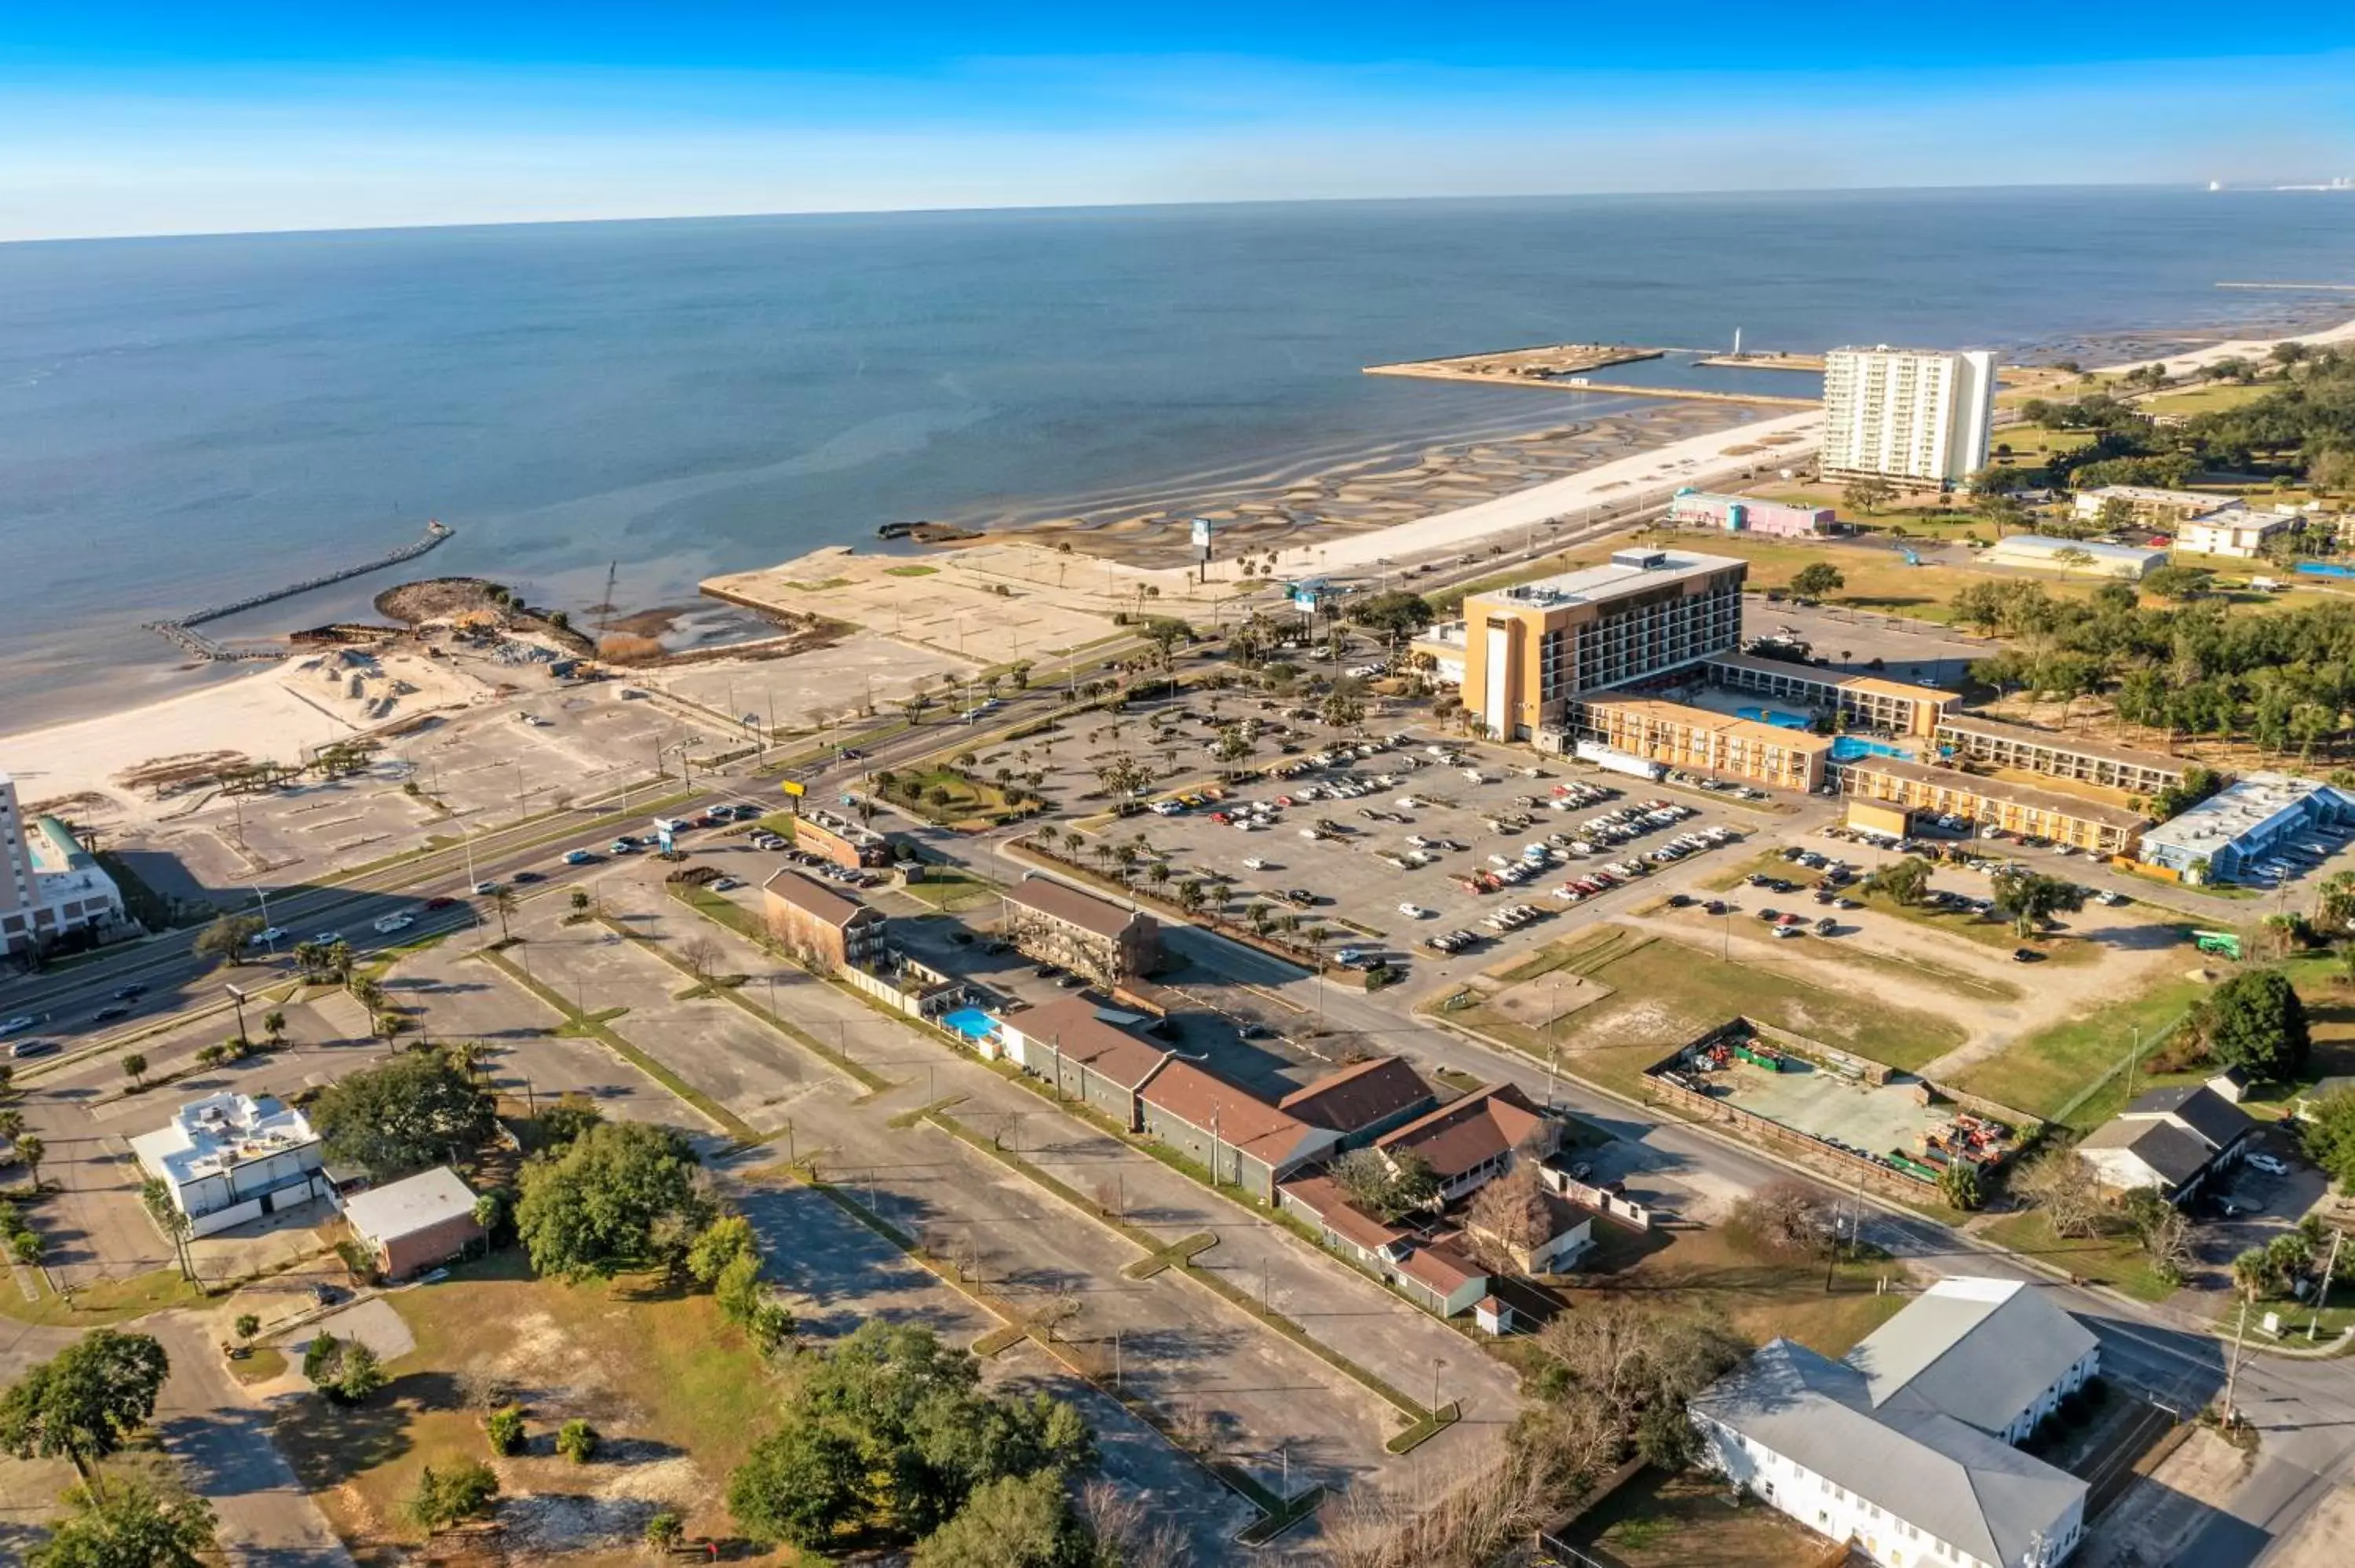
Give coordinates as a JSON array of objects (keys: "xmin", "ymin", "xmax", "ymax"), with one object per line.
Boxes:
[
  {"xmin": 342, "ymin": 1166, "xmax": 485, "ymax": 1279},
  {"xmin": 1693, "ymin": 1277, "xmax": 2098, "ymax": 1567},
  {"xmin": 2078, "ymin": 1081, "xmax": 2256, "ymax": 1204},
  {"xmin": 1981, "ymin": 534, "xmax": 2168, "ymax": 581},
  {"xmin": 130, "ymin": 1093, "xmax": 329, "ymax": 1238}
]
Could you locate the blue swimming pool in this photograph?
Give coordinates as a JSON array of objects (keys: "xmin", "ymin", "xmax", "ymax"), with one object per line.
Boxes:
[
  {"xmin": 941, "ymin": 1007, "xmax": 999, "ymax": 1043},
  {"xmin": 1735, "ymin": 705, "xmax": 1811, "ymax": 730},
  {"xmin": 1831, "ymin": 736, "xmax": 1915, "ymax": 763}
]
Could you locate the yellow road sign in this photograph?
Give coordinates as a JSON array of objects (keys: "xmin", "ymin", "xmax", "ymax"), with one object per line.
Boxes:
[{"xmin": 780, "ymin": 779, "xmax": 806, "ymax": 798}]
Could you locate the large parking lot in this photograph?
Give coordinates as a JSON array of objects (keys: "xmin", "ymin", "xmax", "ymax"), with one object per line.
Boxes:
[{"xmin": 1070, "ymin": 727, "xmax": 1766, "ymax": 984}]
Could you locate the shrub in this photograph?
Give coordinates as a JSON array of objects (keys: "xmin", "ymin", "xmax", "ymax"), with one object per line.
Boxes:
[
  {"xmin": 556, "ymin": 1418, "xmax": 600, "ymax": 1464},
  {"xmin": 405, "ymin": 1459, "xmax": 500, "ymax": 1533},
  {"xmin": 486, "ymin": 1405, "xmax": 527, "ymax": 1456}
]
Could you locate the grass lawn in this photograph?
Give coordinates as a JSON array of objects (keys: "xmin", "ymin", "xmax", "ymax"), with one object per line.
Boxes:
[
  {"xmin": 753, "ymin": 811, "xmax": 798, "ymax": 841},
  {"xmin": 883, "ymin": 766, "xmax": 1028, "ymax": 827},
  {"xmin": 1978, "ymin": 1209, "xmax": 2178, "ymax": 1303},
  {"xmin": 277, "ymin": 1249, "xmax": 783, "ymax": 1563},
  {"xmin": 1568, "ymin": 1467, "xmax": 1841, "ymax": 1568},
  {"xmin": 1569, "ymin": 1223, "xmax": 1910, "ymax": 1358},
  {"xmin": 2138, "ymin": 384, "xmax": 2274, "ymax": 418},
  {"xmin": 882, "ymin": 563, "xmax": 940, "ymax": 578},
  {"xmin": 1449, "ymin": 926, "xmax": 1963, "ymax": 1099},
  {"xmin": 0, "ymin": 1266, "xmax": 205, "ymax": 1328},
  {"xmin": 900, "ymin": 866, "xmax": 1001, "ymax": 914},
  {"xmin": 230, "ymin": 1345, "xmax": 289, "ymax": 1384},
  {"xmin": 1951, "ymin": 972, "xmax": 2214, "ymax": 1130}
]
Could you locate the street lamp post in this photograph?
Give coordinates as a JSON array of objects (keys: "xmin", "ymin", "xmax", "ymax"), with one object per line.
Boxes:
[{"xmin": 225, "ymin": 983, "xmax": 248, "ymax": 1042}]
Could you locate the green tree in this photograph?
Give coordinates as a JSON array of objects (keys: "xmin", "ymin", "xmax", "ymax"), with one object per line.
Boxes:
[
  {"xmin": 15, "ymin": 1135, "xmax": 43, "ymax": 1189},
  {"xmin": 728, "ymin": 1418, "xmax": 866, "ymax": 1548},
  {"xmin": 1989, "ymin": 867, "xmax": 2086, "ymax": 938},
  {"xmin": 1938, "ymin": 1160, "xmax": 1983, "ymax": 1212},
  {"xmin": 0, "ymin": 1331, "xmax": 171, "ymax": 1493},
  {"xmin": 568, "ymin": 888, "xmax": 591, "ymax": 917},
  {"xmin": 644, "ymin": 1511, "xmax": 685, "ymax": 1552},
  {"xmin": 1789, "ymin": 563, "xmax": 1846, "ymax": 602},
  {"xmin": 119, "ymin": 1054, "xmax": 147, "ymax": 1091},
  {"xmin": 490, "ymin": 887, "xmax": 519, "ymax": 943},
  {"xmin": 192, "ymin": 913, "xmax": 264, "ymax": 965},
  {"xmin": 2193, "ymin": 968, "xmax": 2311, "ymax": 1082},
  {"xmin": 2302, "ymin": 1087, "xmax": 2355, "ymax": 1191},
  {"xmin": 1840, "ymin": 477, "xmax": 1896, "ymax": 516},
  {"xmin": 261, "ymin": 1009, "xmax": 287, "ymax": 1048},
  {"xmin": 233, "ymin": 1314, "xmax": 261, "ymax": 1348},
  {"xmin": 1862, "ymin": 855, "xmax": 1935, "ymax": 906},
  {"xmin": 404, "ymin": 1460, "xmax": 499, "ymax": 1533},
  {"xmin": 27, "ymin": 1482, "xmax": 217, "ymax": 1568},
  {"xmin": 515, "ymin": 1121, "xmax": 711, "ymax": 1282},
  {"xmin": 1345, "ymin": 589, "xmax": 1437, "ymax": 638},
  {"xmin": 309, "ymin": 1048, "xmax": 495, "ymax": 1179},
  {"xmin": 913, "ymin": 1471, "xmax": 1089, "ymax": 1568}
]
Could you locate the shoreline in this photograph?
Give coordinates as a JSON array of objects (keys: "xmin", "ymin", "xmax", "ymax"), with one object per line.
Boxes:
[{"xmin": 7, "ymin": 307, "xmax": 2350, "ymax": 788}]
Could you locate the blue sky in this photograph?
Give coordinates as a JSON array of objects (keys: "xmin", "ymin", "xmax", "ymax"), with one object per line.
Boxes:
[{"xmin": 5, "ymin": 3, "xmax": 2353, "ymax": 239}]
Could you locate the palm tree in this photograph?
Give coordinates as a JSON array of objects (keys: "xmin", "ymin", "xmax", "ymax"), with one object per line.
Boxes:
[
  {"xmin": 348, "ymin": 975, "xmax": 386, "ymax": 1015},
  {"xmin": 16, "ymin": 1135, "xmax": 43, "ymax": 1190},
  {"xmin": 0, "ymin": 1110, "xmax": 21, "ymax": 1146},
  {"xmin": 291, "ymin": 940, "xmax": 324, "ymax": 983},
  {"xmin": 261, "ymin": 1010, "xmax": 287, "ymax": 1049},
  {"xmin": 121, "ymin": 1053, "xmax": 148, "ymax": 1090},
  {"xmin": 491, "ymin": 888, "xmax": 518, "ymax": 943}
]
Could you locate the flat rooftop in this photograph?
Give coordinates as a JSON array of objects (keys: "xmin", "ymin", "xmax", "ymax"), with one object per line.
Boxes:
[
  {"xmin": 130, "ymin": 1093, "xmax": 318, "ymax": 1188},
  {"xmin": 1467, "ymin": 549, "xmax": 1743, "ymax": 613},
  {"xmin": 2141, "ymin": 772, "xmax": 2352, "ymax": 856}
]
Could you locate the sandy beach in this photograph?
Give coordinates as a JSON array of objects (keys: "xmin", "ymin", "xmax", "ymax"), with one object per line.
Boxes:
[{"xmin": 2094, "ymin": 312, "xmax": 2355, "ymax": 374}]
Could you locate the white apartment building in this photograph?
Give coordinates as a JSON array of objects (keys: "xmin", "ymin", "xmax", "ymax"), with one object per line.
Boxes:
[
  {"xmin": 130, "ymin": 1093, "xmax": 329, "ymax": 1238},
  {"xmin": 0, "ymin": 771, "xmax": 126, "ymax": 959},
  {"xmin": 1821, "ymin": 347, "xmax": 1998, "ymax": 488},
  {"xmin": 2175, "ymin": 505, "xmax": 2297, "ymax": 560},
  {"xmin": 1693, "ymin": 1278, "xmax": 2098, "ymax": 1567}
]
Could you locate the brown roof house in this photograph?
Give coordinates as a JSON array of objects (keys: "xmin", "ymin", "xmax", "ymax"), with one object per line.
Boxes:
[
  {"xmin": 1141, "ymin": 1062, "xmax": 1342, "ymax": 1202},
  {"xmin": 995, "ymin": 996, "xmax": 1173, "ymax": 1131},
  {"xmin": 1375, "ymin": 1082, "xmax": 1559, "ymax": 1203},
  {"xmin": 342, "ymin": 1167, "xmax": 484, "ymax": 1281},
  {"xmin": 1276, "ymin": 1172, "xmax": 1492, "ymax": 1318},
  {"xmin": 762, "ymin": 869, "xmax": 891, "ymax": 971},
  {"xmin": 1277, "ymin": 1057, "xmax": 1439, "ymax": 1150},
  {"xmin": 1000, "ymin": 874, "xmax": 1161, "ymax": 984}
]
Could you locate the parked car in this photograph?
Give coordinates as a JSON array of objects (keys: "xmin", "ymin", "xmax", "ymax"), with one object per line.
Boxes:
[{"xmin": 2246, "ymin": 1153, "xmax": 2290, "ymax": 1177}]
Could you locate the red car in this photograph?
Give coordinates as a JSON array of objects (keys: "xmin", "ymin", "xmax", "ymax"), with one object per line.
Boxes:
[{"xmin": 425, "ymin": 895, "xmax": 456, "ymax": 910}]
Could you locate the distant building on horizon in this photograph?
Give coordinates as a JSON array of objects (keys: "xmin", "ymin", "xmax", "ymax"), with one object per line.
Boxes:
[{"xmin": 1820, "ymin": 346, "xmax": 1997, "ymax": 489}]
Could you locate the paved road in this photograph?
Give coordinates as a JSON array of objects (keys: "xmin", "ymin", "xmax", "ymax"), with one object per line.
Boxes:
[{"xmin": 148, "ymin": 1313, "xmax": 356, "ymax": 1568}]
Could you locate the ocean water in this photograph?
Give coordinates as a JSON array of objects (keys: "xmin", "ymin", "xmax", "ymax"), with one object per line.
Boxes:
[{"xmin": 2, "ymin": 186, "xmax": 2350, "ymax": 728}]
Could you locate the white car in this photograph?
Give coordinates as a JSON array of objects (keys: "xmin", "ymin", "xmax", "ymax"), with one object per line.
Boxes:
[
  {"xmin": 2246, "ymin": 1154, "xmax": 2290, "ymax": 1177},
  {"xmin": 253, "ymin": 926, "xmax": 288, "ymax": 946},
  {"xmin": 0, "ymin": 1016, "xmax": 38, "ymax": 1038},
  {"xmin": 1243, "ymin": 857, "xmax": 1269, "ymax": 871},
  {"xmin": 1398, "ymin": 903, "xmax": 1434, "ymax": 919},
  {"xmin": 373, "ymin": 913, "xmax": 415, "ymax": 934},
  {"xmin": 309, "ymin": 931, "xmax": 343, "ymax": 946}
]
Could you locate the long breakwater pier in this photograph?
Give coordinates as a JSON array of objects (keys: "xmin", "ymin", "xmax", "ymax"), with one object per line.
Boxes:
[{"xmin": 144, "ymin": 520, "xmax": 454, "ymax": 661}]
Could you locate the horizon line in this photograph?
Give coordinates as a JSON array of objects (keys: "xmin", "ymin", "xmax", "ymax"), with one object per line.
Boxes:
[{"xmin": 0, "ymin": 176, "xmax": 2284, "ymax": 250}]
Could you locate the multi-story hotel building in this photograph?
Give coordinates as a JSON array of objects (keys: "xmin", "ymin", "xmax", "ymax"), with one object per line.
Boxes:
[
  {"xmin": 1820, "ymin": 347, "xmax": 1997, "ymax": 488},
  {"xmin": 1450, "ymin": 549, "xmax": 1746, "ymax": 742}
]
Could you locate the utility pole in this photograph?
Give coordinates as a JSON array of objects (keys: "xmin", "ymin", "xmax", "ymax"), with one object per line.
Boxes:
[
  {"xmin": 2311, "ymin": 1226, "xmax": 2345, "ymax": 1343},
  {"xmin": 2123, "ymin": 1023, "xmax": 2141, "ymax": 1104},
  {"xmin": 2223, "ymin": 1296, "xmax": 2250, "ymax": 1428},
  {"xmin": 597, "ymin": 560, "xmax": 619, "ymax": 639}
]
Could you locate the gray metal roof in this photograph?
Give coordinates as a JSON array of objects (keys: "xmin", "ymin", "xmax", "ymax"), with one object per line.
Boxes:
[
  {"xmin": 2079, "ymin": 1118, "xmax": 2215, "ymax": 1189},
  {"xmin": 1849, "ymin": 1278, "xmax": 2100, "ymax": 1439},
  {"xmin": 2122, "ymin": 1085, "xmax": 2253, "ymax": 1153},
  {"xmin": 1695, "ymin": 1337, "xmax": 2086, "ymax": 1568}
]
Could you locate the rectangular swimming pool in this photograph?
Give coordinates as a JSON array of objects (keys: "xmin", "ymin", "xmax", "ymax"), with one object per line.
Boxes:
[{"xmin": 941, "ymin": 1007, "xmax": 999, "ymax": 1043}]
